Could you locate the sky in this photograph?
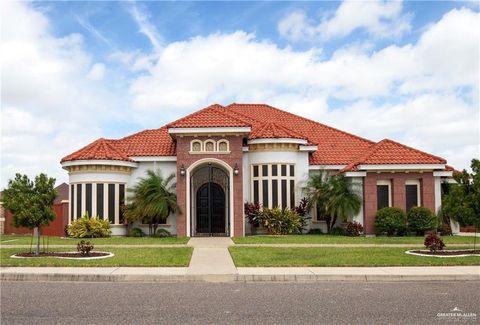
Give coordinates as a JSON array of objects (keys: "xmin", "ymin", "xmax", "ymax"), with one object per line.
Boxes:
[{"xmin": 1, "ymin": 0, "xmax": 479, "ymax": 188}]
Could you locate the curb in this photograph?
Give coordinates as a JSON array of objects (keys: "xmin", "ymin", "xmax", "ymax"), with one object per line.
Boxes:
[{"xmin": 2, "ymin": 273, "xmax": 478, "ymax": 283}]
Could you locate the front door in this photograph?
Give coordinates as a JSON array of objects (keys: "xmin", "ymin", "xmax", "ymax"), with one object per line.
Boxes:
[{"xmin": 196, "ymin": 183, "xmax": 226, "ymax": 236}]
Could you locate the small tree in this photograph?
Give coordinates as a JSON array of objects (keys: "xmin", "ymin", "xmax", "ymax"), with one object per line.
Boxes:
[
  {"xmin": 442, "ymin": 159, "xmax": 480, "ymax": 250},
  {"xmin": 2, "ymin": 173, "xmax": 57, "ymax": 255},
  {"xmin": 124, "ymin": 170, "xmax": 180, "ymax": 236}
]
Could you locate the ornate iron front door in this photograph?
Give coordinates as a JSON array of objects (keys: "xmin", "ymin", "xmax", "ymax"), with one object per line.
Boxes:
[{"xmin": 196, "ymin": 183, "xmax": 226, "ymax": 235}]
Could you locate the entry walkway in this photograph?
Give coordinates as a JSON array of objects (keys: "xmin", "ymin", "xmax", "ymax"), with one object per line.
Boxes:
[{"xmin": 187, "ymin": 237, "xmax": 236, "ymax": 275}]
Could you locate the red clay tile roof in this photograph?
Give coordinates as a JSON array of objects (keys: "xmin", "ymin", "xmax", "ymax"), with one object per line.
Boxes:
[
  {"xmin": 341, "ymin": 139, "xmax": 446, "ymax": 171},
  {"xmin": 61, "ymin": 138, "xmax": 133, "ymax": 162},
  {"xmin": 249, "ymin": 121, "xmax": 307, "ymax": 140},
  {"xmin": 226, "ymin": 103, "xmax": 375, "ymax": 165},
  {"xmin": 167, "ymin": 104, "xmax": 251, "ymax": 128},
  {"xmin": 62, "ymin": 103, "xmax": 448, "ymax": 167}
]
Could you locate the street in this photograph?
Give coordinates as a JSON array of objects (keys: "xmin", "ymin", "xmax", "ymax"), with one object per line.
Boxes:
[{"xmin": 1, "ymin": 281, "xmax": 479, "ymax": 324}]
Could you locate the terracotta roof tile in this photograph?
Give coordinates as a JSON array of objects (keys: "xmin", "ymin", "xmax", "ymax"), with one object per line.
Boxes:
[
  {"xmin": 62, "ymin": 103, "xmax": 448, "ymax": 167},
  {"xmin": 249, "ymin": 121, "xmax": 306, "ymax": 140},
  {"xmin": 61, "ymin": 138, "xmax": 133, "ymax": 162},
  {"xmin": 341, "ymin": 139, "xmax": 446, "ymax": 171},
  {"xmin": 167, "ymin": 104, "xmax": 250, "ymax": 128}
]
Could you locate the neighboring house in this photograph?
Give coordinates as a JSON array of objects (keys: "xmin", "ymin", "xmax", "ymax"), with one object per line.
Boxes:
[
  {"xmin": 1, "ymin": 183, "xmax": 69, "ymax": 236},
  {"xmin": 61, "ymin": 104, "xmax": 455, "ymax": 237}
]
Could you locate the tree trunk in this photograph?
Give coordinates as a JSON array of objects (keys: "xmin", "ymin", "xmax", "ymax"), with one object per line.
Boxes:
[{"xmin": 35, "ymin": 226, "xmax": 40, "ymax": 256}]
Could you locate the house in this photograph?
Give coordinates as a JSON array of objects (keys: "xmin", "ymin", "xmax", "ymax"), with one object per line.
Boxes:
[{"xmin": 61, "ymin": 104, "xmax": 455, "ymax": 236}]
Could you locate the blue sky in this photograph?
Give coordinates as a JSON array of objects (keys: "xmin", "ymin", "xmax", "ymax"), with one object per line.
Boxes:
[{"xmin": 1, "ymin": 1, "xmax": 479, "ymax": 187}]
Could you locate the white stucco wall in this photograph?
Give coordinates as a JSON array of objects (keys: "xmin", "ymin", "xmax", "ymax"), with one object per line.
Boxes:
[
  {"xmin": 242, "ymin": 150, "xmax": 310, "ymax": 234},
  {"xmin": 67, "ymin": 160, "xmax": 180, "ymax": 236},
  {"xmin": 127, "ymin": 161, "xmax": 178, "ymax": 235}
]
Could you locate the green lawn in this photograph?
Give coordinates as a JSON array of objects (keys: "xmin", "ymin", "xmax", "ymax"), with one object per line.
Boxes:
[
  {"xmin": 229, "ymin": 246, "xmax": 480, "ymax": 267},
  {"xmin": 0, "ymin": 234, "xmax": 190, "ymax": 245},
  {"xmin": 232, "ymin": 235, "xmax": 477, "ymax": 246},
  {"xmin": 0, "ymin": 247, "xmax": 193, "ymax": 267}
]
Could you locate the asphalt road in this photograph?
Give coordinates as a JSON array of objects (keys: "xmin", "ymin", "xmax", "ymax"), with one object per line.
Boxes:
[{"xmin": 1, "ymin": 281, "xmax": 479, "ymax": 324}]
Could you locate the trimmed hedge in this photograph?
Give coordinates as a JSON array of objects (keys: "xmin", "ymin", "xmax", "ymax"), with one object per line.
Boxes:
[
  {"xmin": 407, "ymin": 207, "xmax": 437, "ymax": 235},
  {"xmin": 374, "ymin": 207, "xmax": 406, "ymax": 236}
]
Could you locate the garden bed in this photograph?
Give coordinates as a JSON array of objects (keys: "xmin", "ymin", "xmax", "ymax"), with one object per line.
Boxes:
[
  {"xmin": 406, "ymin": 250, "xmax": 480, "ymax": 257},
  {"xmin": 12, "ymin": 251, "xmax": 113, "ymax": 259}
]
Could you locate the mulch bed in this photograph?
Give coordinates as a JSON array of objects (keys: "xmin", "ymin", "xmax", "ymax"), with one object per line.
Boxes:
[
  {"xmin": 410, "ymin": 250, "xmax": 480, "ymax": 256},
  {"xmin": 14, "ymin": 252, "xmax": 110, "ymax": 258}
]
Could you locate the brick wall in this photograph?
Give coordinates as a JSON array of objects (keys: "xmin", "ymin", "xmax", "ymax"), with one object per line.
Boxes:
[
  {"xmin": 363, "ymin": 172, "xmax": 435, "ymax": 234},
  {"xmin": 175, "ymin": 135, "xmax": 244, "ymax": 237}
]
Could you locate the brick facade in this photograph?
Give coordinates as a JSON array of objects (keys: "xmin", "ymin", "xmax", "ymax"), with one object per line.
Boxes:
[
  {"xmin": 363, "ymin": 172, "xmax": 436, "ymax": 234},
  {"xmin": 175, "ymin": 135, "xmax": 244, "ymax": 236}
]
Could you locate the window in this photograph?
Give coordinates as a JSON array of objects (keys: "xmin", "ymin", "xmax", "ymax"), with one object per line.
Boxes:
[
  {"xmin": 251, "ymin": 164, "xmax": 295, "ymax": 208},
  {"xmin": 191, "ymin": 140, "xmax": 202, "ymax": 152},
  {"xmin": 108, "ymin": 184, "xmax": 115, "ymax": 223},
  {"xmin": 190, "ymin": 139, "xmax": 230, "ymax": 153},
  {"xmin": 119, "ymin": 184, "xmax": 125, "ymax": 224},
  {"xmin": 405, "ymin": 180, "xmax": 421, "ymax": 211},
  {"xmin": 377, "ymin": 180, "xmax": 391, "ymax": 210},
  {"xmin": 217, "ymin": 140, "xmax": 229, "ymax": 152},
  {"xmin": 204, "ymin": 140, "xmax": 215, "ymax": 152},
  {"xmin": 76, "ymin": 184, "xmax": 82, "ymax": 219},
  {"xmin": 96, "ymin": 184, "xmax": 104, "ymax": 219},
  {"xmin": 70, "ymin": 182, "xmax": 126, "ymax": 224},
  {"xmin": 85, "ymin": 184, "xmax": 92, "ymax": 217},
  {"xmin": 70, "ymin": 185, "xmax": 75, "ymax": 222}
]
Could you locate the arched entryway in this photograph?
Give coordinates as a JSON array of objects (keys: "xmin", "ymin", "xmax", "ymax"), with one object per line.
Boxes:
[{"xmin": 190, "ymin": 163, "xmax": 230, "ymax": 236}]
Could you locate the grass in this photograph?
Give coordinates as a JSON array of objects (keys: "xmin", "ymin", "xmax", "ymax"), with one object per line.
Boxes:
[
  {"xmin": 0, "ymin": 247, "xmax": 193, "ymax": 267},
  {"xmin": 229, "ymin": 246, "xmax": 480, "ymax": 267},
  {"xmin": 232, "ymin": 235, "xmax": 477, "ymax": 246},
  {"xmin": 0, "ymin": 234, "xmax": 190, "ymax": 246}
]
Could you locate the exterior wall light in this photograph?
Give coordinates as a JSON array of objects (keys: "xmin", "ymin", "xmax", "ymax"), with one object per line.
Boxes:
[
  {"xmin": 180, "ymin": 164, "xmax": 186, "ymax": 176},
  {"xmin": 234, "ymin": 163, "xmax": 239, "ymax": 176}
]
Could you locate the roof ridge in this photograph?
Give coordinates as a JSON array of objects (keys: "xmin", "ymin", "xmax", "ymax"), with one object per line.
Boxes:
[
  {"xmin": 226, "ymin": 103, "xmax": 375, "ymax": 145},
  {"xmin": 165, "ymin": 104, "xmax": 225, "ymax": 128},
  {"xmin": 166, "ymin": 103, "xmax": 251, "ymax": 128},
  {"xmin": 380, "ymin": 138, "xmax": 447, "ymax": 164},
  {"xmin": 341, "ymin": 138, "xmax": 447, "ymax": 172}
]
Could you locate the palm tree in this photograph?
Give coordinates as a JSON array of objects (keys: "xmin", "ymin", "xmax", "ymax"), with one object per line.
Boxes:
[
  {"xmin": 305, "ymin": 172, "xmax": 333, "ymax": 231},
  {"xmin": 305, "ymin": 172, "xmax": 362, "ymax": 233},
  {"xmin": 125, "ymin": 170, "xmax": 180, "ymax": 236},
  {"xmin": 326, "ymin": 175, "xmax": 362, "ymax": 230}
]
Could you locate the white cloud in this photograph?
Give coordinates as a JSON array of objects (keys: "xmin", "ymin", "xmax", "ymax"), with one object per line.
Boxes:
[
  {"xmin": 278, "ymin": 0, "xmax": 412, "ymax": 41},
  {"xmin": 87, "ymin": 63, "xmax": 106, "ymax": 80},
  {"xmin": 126, "ymin": 2, "xmax": 163, "ymax": 52},
  {"xmin": 129, "ymin": 8, "xmax": 479, "ymax": 170},
  {"xmin": 1, "ymin": 1, "xmax": 114, "ymax": 187}
]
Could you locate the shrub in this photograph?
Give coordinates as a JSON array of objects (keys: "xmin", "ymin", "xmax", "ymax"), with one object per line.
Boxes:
[
  {"xmin": 374, "ymin": 207, "xmax": 407, "ymax": 236},
  {"xmin": 128, "ymin": 227, "xmax": 144, "ymax": 237},
  {"xmin": 330, "ymin": 226, "xmax": 346, "ymax": 236},
  {"xmin": 77, "ymin": 240, "xmax": 94, "ymax": 256},
  {"xmin": 424, "ymin": 233, "xmax": 445, "ymax": 252},
  {"xmin": 307, "ymin": 228, "xmax": 323, "ymax": 235},
  {"xmin": 437, "ymin": 223, "xmax": 452, "ymax": 236},
  {"xmin": 68, "ymin": 214, "xmax": 112, "ymax": 238},
  {"xmin": 152, "ymin": 228, "xmax": 171, "ymax": 238},
  {"xmin": 345, "ymin": 221, "xmax": 364, "ymax": 236},
  {"xmin": 293, "ymin": 197, "xmax": 311, "ymax": 233},
  {"xmin": 407, "ymin": 207, "xmax": 437, "ymax": 235},
  {"xmin": 245, "ymin": 202, "xmax": 261, "ymax": 227},
  {"xmin": 256, "ymin": 207, "xmax": 302, "ymax": 235}
]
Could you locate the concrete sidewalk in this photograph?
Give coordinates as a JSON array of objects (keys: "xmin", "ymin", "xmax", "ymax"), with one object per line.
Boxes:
[
  {"xmin": 1, "ymin": 266, "xmax": 478, "ymax": 283},
  {"xmin": 187, "ymin": 237, "xmax": 237, "ymax": 276}
]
